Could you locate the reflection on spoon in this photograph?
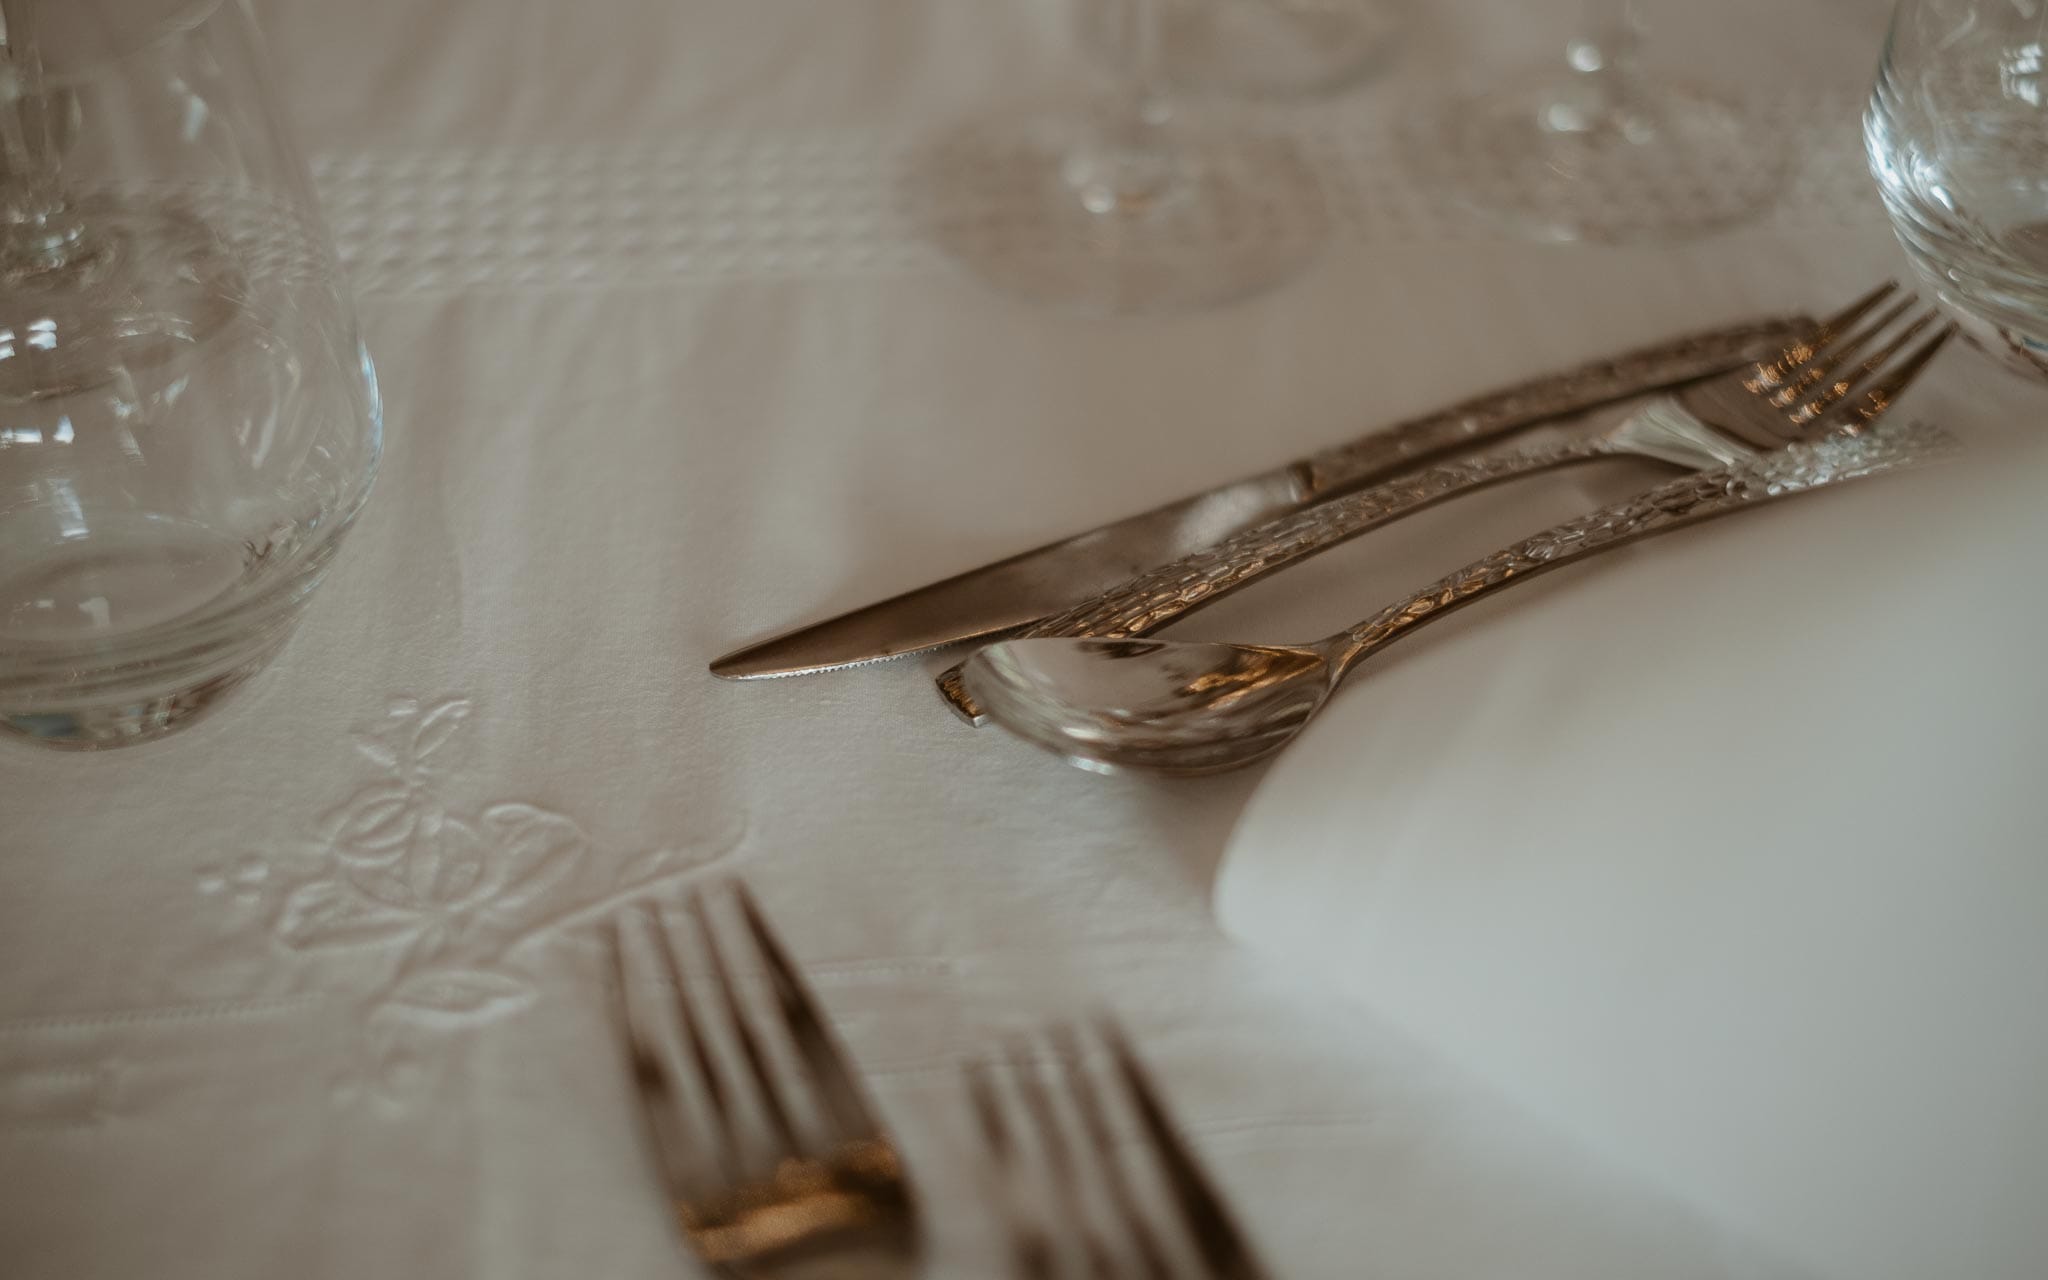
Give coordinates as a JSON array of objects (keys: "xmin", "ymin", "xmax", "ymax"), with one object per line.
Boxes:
[{"xmin": 962, "ymin": 636, "xmax": 1334, "ymax": 776}]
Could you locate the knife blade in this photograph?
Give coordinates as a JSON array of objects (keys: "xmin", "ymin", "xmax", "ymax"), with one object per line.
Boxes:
[{"xmin": 709, "ymin": 315, "xmax": 1811, "ymax": 680}]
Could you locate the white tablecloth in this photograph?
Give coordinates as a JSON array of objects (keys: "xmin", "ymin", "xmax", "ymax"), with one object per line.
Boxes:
[{"xmin": 0, "ymin": 1, "xmax": 1986, "ymax": 1277}]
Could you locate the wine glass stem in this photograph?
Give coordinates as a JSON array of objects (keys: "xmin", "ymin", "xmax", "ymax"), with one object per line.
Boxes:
[
  {"xmin": 1569, "ymin": 0, "xmax": 1647, "ymax": 126},
  {"xmin": 1064, "ymin": 0, "xmax": 1181, "ymax": 216},
  {"xmin": 1124, "ymin": 0, "xmax": 1171, "ymax": 126},
  {"xmin": 0, "ymin": 0, "xmax": 85, "ymax": 275}
]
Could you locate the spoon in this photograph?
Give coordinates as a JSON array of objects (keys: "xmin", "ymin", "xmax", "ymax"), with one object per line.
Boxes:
[{"xmin": 958, "ymin": 421, "xmax": 1952, "ymax": 776}]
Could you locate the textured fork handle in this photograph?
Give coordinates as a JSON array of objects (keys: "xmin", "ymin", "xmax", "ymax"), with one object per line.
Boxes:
[
  {"xmin": 936, "ymin": 437, "xmax": 1620, "ymax": 722},
  {"xmin": 937, "ymin": 316, "xmax": 1812, "ymax": 723},
  {"xmin": 1329, "ymin": 420, "xmax": 1958, "ymax": 676},
  {"xmin": 1299, "ymin": 316, "xmax": 1806, "ymax": 497}
]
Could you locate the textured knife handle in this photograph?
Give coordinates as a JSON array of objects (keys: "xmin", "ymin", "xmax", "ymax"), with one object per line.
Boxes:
[
  {"xmin": 1027, "ymin": 439, "xmax": 1613, "ymax": 640},
  {"xmin": 935, "ymin": 438, "xmax": 1618, "ymax": 722},
  {"xmin": 1298, "ymin": 316, "xmax": 1809, "ymax": 499},
  {"xmin": 937, "ymin": 313, "xmax": 1812, "ymax": 724},
  {"xmin": 1333, "ymin": 420, "xmax": 1959, "ymax": 672}
]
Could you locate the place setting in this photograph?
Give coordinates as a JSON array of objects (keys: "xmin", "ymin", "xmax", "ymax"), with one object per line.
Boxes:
[
  {"xmin": 717, "ymin": 282, "xmax": 1958, "ymax": 768},
  {"xmin": 4, "ymin": 1, "xmax": 2048, "ymax": 1278}
]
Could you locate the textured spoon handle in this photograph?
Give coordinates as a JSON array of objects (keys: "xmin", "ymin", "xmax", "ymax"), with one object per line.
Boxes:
[
  {"xmin": 1029, "ymin": 438, "xmax": 1615, "ymax": 640},
  {"xmin": 936, "ymin": 315, "xmax": 1812, "ymax": 724},
  {"xmin": 1330, "ymin": 420, "xmax": 1958, "ymax": 675},
  {"xmin": 933, "ymin": 438, "xmax": 1620, "ymax": 722}
]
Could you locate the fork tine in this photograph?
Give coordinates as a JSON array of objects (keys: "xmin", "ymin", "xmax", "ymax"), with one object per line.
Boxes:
[
  {"xmin": 1771, "ymin": 295, "xmax": 1921, "ymax": 406},
  {"xmin": 692, "ymin": 888, "xmax": 804, "ymax": 1163},
  {"xmin": 1057, "ymin": 1026, "xmax": 1175, "ymax": 1280},
  {"xmin": 1812, "ymin": 279, "xmax": 1902, "ymax": 338},
  {"xmin": 1100, "ymin": 1023, "xmax": 1266, "ymax": 1280},
  {"xmin": 1751, "ymin": 280, "xmax": 1899, "ymax": 388},
  {"xmin": 634, "ymin": 900, "xmax": 750, "ymax": 1193},
  {"xmin": 607, "ymin": 909, "xmax": 727, "ymax": 1202},
  {"xmin": 969, "ymin": 1056, "xmax": 1064, "ymax": 1280},
  {"xmin": 1010, "ymin": 1039, "xmax": 1079, "ymax": 1184},
  {"xmin": 967, "ymin": 1056, "xmax": 1018, "ymax": 1165},
  {"xmin": 606, "ymin": 916, "xmax": 677, "ymax": 1168},
  {"xmin": 1789, "ymin": 307, "xmax": 1941, "ymax": 424},
  {"xmin": 731, "ymin": 881, "xmax": 883, "ymax": 1146},
  {"xmin": 1011, "ymin": 1036, "xmax": 1123, "ymax": 1280},
  {"xmin": 1835, "ymin": 324, "xmax": 1957, "ymax": 431}
]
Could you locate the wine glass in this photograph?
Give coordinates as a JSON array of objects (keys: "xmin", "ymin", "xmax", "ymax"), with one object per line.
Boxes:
[
  {"xmin": 1867, "ymin": 0, "xmax": 2048, "ymax": 378},
  {"xmin": 0, "ymin": 0, "xmax": 382, "ymax": 749},
  {"xmin": 906, "ymin": 0, "xmax": 1329, "ymax": 313},
  {"xmin": 1409, "ymin": 0, "xmax": 1781, "ymax": 244}
]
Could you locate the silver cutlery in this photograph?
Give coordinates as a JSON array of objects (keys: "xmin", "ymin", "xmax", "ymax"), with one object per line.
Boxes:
[
  {"xmin": 607, "ymin": 883, "xmax": 919, "ymax": 1278},
  {"xmin": 938, "ymin": 283, "xmax": 1947, "ymax": 723},
  {"xmin": 711, "ymin": 315, "xmax": 1808, "ymax": 680},
  {"xmin": 967, "ymin": 1022, "xmax": 1269, "ymax": 1280},
  {"xmin": 959, "ymin": 418, "xmax": 1958, "ymax": 776}
]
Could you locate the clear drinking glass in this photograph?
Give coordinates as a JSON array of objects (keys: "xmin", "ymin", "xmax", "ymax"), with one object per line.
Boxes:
[
  {"xmin": 1412, "ymin": 0, "xmax": 1780, "ymax": 243},
  {"xmin": 1867, "ymin": 0, "xmax": 2048, "ymax": 377},
  {"xmin": 907, "ymin": 0, "xmax": 1328, "ymax": 312},
  {"xmin": 0, "ymin": 0, "xmax": 381, "ymax": 749}
]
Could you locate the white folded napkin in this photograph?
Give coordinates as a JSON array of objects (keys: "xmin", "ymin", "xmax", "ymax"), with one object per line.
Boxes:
[{"xmin": 1217, "ymin": 382, "xmax": 2048, "ymax": 1280}]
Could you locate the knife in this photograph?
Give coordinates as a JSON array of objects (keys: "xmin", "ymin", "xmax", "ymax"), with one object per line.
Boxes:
[{"xmin": 709, "ymin": 315, "xmax": 1811, "ymax": 680}]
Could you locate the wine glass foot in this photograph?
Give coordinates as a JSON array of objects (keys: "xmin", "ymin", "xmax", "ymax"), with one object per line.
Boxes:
[
  {"xmin": 1409, "ymin": 77, "xmax": 1784, "ymax": 245},
  {"xmin": 1, "ymin": 658, "xmax": 272, "ymax": 751},
  {"xmin": 0, "ymin": 502, "xmax": 343, "ymax": 751},
  {"xmin": 1080, "ymin": 0, "xmax": 1405, "ymax": 100},
  {"xmin": 1936, "ymin": 301, "xmax": 2048, "ymax": 381},
  {"xmin": 905, "ymin": 108, "xmax": 1328, "ymax": 313},
  {"xmin": 0, "ymin": 196, "xmax": 244, "ymax": 403}
]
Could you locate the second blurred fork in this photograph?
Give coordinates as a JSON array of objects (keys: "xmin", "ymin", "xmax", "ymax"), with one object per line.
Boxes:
[
  {"xmin": 967, "ymin": 1022, "xmax": 1269, "ymax": 1280},
  {"xmin": 607, "ymin": 882, "xmax": 918, "ymax": 1279}
]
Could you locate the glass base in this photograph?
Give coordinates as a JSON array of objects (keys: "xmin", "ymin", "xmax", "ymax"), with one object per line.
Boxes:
[
  {"xmin": 1958, "ymin": 318, "xmax": 2048, "ymax": 380},
  {"xmin": 1881, "ymin": 202, "xmax": 2048, "ymax": 381},
  {"xmin": 904, "ymin": 107, "xmax": 1328, "ymax": 313},
  {"xmin": 0, "ymin": 196, "xmax": 243, "ymax": 403},
  {"xmin": 1410, "ymin": 77, "xmax": 1783, "ymax": 245},
  {"xmin": 1922, "ymin": 283, "xmax": 2048, "ymax": 381},
  {"xmin": 1, "ymin": 655, "xmax": 271, "ymax": 751},
  {"xmin": 0, "ymin": 535, "xmax": 327, "ymax": 751}
]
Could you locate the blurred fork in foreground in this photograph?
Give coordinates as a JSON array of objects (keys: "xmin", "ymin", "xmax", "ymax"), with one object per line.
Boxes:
[
  {"xmin": 967, "ymin": 1022, "xmax": 1269, "ymax": 1280},
  {"xmin": 608, "ymin": 882, "xmax": 919, "ymax": 1279}
]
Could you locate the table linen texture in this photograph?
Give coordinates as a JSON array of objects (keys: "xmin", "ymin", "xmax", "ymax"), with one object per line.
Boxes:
[{"xmin": 2, "ymin": 2, "xmax": 2021, "ymax": 1278}]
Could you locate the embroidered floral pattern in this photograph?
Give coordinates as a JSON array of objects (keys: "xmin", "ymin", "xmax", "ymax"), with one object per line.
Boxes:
[{"xmin": 205, "ymin": 695, "xmax": 738, "ymax": 1101}]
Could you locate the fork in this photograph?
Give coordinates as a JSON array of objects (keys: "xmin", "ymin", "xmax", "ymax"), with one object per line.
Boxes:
[
  {"xmin": 967, "ymin": 1022, "xmax": 1269, "ymax": 1280},
  {"xmin": 938, "ymin": 282, "xmax": 1954, "ymax": 722},
  {"xmin": 607, "ymin": 882, "xmax": 919, "ymax": 1279}
]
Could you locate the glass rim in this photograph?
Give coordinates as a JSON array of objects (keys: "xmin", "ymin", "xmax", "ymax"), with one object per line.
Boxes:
[{"xmin": 23, "ymin": 0, "xmax": 233, "ymax": 88}]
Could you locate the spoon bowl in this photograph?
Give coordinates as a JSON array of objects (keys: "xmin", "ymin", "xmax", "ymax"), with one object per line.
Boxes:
[{"xmin": 961, "ymin": 636, "xmax": 1337, "ymax": 775}]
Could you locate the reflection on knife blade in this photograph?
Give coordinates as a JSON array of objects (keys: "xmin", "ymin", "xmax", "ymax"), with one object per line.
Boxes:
[{"xmin": 709, "ymin": 315, "xmax": 1811, "ymax": 681}]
